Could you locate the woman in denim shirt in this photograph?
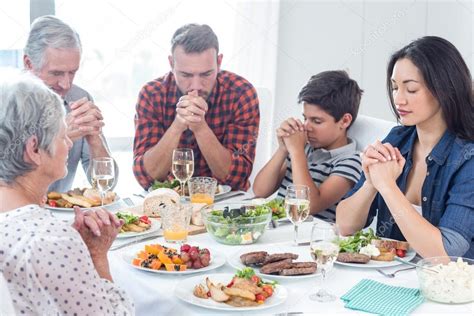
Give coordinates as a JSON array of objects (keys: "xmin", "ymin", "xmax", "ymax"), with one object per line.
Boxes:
[{"xmin": 337, "ymin": 36, "xmax": 474, "ymax": 259}]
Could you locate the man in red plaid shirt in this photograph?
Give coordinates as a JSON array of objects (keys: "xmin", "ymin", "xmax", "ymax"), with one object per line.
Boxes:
[{"xmin": 133, "ymin": 24, "xmax": 260, "ymax": 191}]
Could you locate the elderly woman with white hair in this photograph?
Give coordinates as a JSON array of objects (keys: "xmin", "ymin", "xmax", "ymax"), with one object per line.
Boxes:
[{"xmin": 0, "ymin": 72, "xmax": 134, "ymax": 315}]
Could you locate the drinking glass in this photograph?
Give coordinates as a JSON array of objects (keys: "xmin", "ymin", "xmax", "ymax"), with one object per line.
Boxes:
[
  {"xmin": 161, "ymin": 204, "xmax": 193, "ymax": 246},
  {"xmin": 309, "ymin": 223, "xmax": 340, "ymax": 302},
  {"xmin": 172, "ymin": 148, "xmax": 194, "ymax": 196},
  {"xmin": 91, "ymin": 157, "xmax": 115, "ymax": 206},
  {"xmin": 188, "ymin": 177, "xmax": 217, "ymax": 205},
  {"xmin": 284, "ymin": 184, "xmax": 310, "ymax": 245}
]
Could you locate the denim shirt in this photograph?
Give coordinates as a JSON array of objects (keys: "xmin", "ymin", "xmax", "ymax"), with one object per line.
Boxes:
[{"xmin": 346, "ymin": 126, "xmax": 474, "ymax": 258}]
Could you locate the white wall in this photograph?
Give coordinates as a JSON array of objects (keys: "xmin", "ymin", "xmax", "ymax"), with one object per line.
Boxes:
[{"xmin": 271, "ymin": 0, "xmax": 473, "ymax": 151}]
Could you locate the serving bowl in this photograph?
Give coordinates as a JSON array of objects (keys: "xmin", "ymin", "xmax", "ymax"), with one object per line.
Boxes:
[
  {"xmin": 201, "ymin": 203, "xmax": 271, "ymax": 245},
  {"xmin": 416, "ymin": 256, "xmax": 473, "ymax": 304}
]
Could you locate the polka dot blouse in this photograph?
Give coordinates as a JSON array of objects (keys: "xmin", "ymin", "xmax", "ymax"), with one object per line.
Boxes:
[{"xmin": 0, "ymin": 205, "xmax": 134, "ymax": 315}]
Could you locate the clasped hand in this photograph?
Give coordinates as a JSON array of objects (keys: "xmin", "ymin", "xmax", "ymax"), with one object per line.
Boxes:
[
  {"xmin": 175, "ymin": 90, "xmax": 208, "ymax": 132},
  {"xmin": 361, "ymin": 140, "xmax": 405, "ymax": 191},
  {"xmin": 276, "ymin": 118, "xmax": 307, "ymax": 154}
]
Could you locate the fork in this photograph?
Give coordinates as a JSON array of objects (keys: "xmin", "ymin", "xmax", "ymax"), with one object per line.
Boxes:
[{"xmin": 376, "ymin": 267, "xmax": 416, "ymax": 278}]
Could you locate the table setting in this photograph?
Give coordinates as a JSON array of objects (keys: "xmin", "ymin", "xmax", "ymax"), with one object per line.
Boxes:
[{"xmin": 47, "ymin": 151, "xmax": 473, "ymax": 315}]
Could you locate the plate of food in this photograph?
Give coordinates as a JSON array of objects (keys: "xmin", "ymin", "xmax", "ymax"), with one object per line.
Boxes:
[
  {"xmin": 259, "ymin": 198, "xmax": 286, "ymax": 221},
  {"xmin": 115, "ymin": 212, "xmax": 161, "ymax": 239},
  {"xmin": 149, "ymin": 179, "xmax": 231, "ymax": 197},
  {"xmin": 228, "ymin": 245, "xmax": 319, "ymax": 280},
  {"xmin": 123, "ymin": 243, "xmax": 226, "ymax": 275},
  {"xmin": 335, "ymin": 229, "xmax": 416, "ymax": 268},
  {"xmin": 45, "ymin": 188, "xmax": 120, "ymax": 211},
  {"xmin": 175, "ymin": 268, "xmax": 287, "ymax": 311}
]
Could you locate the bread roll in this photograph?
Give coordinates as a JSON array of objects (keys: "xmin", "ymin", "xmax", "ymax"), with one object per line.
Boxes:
[{"xmin": 143, "ymin": 188, "xmax": 180, "ymax": 218}]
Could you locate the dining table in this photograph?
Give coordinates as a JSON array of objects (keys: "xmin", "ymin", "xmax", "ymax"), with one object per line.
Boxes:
[{"xmin": 51, "ymin": 192, "xmax": 473, "ymax": 316}]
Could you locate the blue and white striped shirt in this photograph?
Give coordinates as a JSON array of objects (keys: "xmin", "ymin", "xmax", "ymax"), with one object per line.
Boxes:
[{"xmin": 277, "ymin": 138, "xmax": 362, "ymax": 222}]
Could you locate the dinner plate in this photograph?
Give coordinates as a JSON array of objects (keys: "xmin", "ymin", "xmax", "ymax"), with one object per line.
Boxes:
[
  {"xmin": 122, "ymin": 249, "xmax": 226, "ymax": 275},
  {"xmin": 227, "ymin": 245, "xmax": 321, "ymax": 280},
  {"xmin": 174, "ymin": 273, "xmax": 288, "ymax": 311},
  {"xmin": 148, "ymin": 185, "xmax": 231, "ymax": 197},
  {"xmin": 335, "ymin": 247, "xmax": 417, "ymax": 268},
  {"xmin": 45, "ymin": 195, "xmax": 121, "ymax": 212},
  {"xmin": 116, "ymin": 218, "xmax": 161, "ymax": 239}
]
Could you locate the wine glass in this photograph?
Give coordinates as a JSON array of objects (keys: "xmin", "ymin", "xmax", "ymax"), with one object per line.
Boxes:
[
  {"xmin": 91, "ymin": 157, "xmax": 115, "ymax": 206},
  {"xmin": 309, "ymin": 222, "xmax": 340, "ymax": 302},
  {"xmin": 284, "ymin": 184, "xmax": 310, "ymax": 245},
  {"xmin": 172, "ymin": 148, "xmax": 194, "ymax": 197}
]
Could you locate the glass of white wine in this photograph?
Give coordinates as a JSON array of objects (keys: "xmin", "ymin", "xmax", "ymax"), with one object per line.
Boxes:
[
  {"xmin": 172, "ymin": 148, "xmax": 194, "ymax": 197},
  {"xmin": 285, "ymin": 184, "xmax": 310, "ymax": 245},
  {"xmin": 91, "ymin": 157, "xmax": 115, "ymax": 206},
  {"xmin": 309, "ymin": 222, "xmax": 340, "ymax": 302}
]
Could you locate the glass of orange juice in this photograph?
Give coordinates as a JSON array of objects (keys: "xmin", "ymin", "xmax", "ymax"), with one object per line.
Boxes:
[
  {"xmin": 188, "ymin": 177, "xmax": 218, "ymax": 205},
  {"xmin": 161, "ymin": 204, "xmax": 192, "ymax": 244}
]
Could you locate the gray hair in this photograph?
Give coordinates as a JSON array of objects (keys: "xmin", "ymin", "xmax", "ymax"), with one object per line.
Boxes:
[
  {"xmin": 0, "ymin": 70, "xmax": 64, "ymax": 184},
  {"xmin": 24, "ymin": 15, "xmax": 82, "ymax": 69},
  {"xmin": 171, "ymin": 24, "xmax": 219, "ymax": 54}
]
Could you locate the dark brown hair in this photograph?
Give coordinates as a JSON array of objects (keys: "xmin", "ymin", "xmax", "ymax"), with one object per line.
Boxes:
[
  {"xmin": 298, "ymin": 70, "xmax": 363, "ymax": 128},
  {"xmin": 171, "ymin": 24, "xmax": 218, "ymax": 55},
  {"xmin": 387, "ymin": 36, "xmax": 474, "ymax": 140}
]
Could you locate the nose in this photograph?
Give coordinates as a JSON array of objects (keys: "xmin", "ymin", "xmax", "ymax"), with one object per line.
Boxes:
[
  {"xmin": 65, "ymin": 133, "xmax": 73, "ymax": 150},
  {"xmin": 303, "ymin": 119, "xmax": 311, "ymax": 130},
  {"xmin": 189, "ymin": 76, "xmax": 203, "ymax": 92},
  {"xmin": 58, "ymin": 74, "xmax": 72, "ymax": 92},
  {"xmin": 393, "ymin": 89, "xmax": 407, "ymax": 106}
]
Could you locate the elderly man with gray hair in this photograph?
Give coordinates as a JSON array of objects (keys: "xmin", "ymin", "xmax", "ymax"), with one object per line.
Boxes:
[
  {"xmin": 0, "ymin": 71, "xmax": 134, "ymax": 315},
  {"xmin": 133, "ymin": 23, "xmax": 260, "ymax": 191},
  {"xmin": 24, "ymin": 15, "xmax": 117, "ymax": 192}
]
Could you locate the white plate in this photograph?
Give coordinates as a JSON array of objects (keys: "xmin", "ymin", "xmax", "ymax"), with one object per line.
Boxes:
[
  {"xmin": 46, "ymin": 196, "xmax": 121, "ymax": 212},
  {"xmin": 335, "ymin": 248, "xmax": 416, "ymax": 268},
  {"xmin": 116, "ymin": 218, "xmax": 161, "ymax": 239},
  {"xmin": 174, "ymin": 273, "xmax": 288, "ymax": 311},
  {"xmin": 228, "ymin": 246, "xmax": 321, "ymax": 280},
  {"xmin": 148, "ymin": 185, "xmax": 231, "ymax": 197},
  {"xmin": 122, "ymin": 249, "xmax": 226, "ymax": 275}
]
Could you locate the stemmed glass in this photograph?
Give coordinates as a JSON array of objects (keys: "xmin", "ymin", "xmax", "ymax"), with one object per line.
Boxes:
[
  {"xmin": 91, "ymin": 157, "xmax": 115, "ymax": 206},
  {"xmin": 309, "ymin": 222, "xmax": 340, "ymax": 302},
  {"xmin": 172, "ymin": 148, "xmax": 194, "ymax": 197},
  {"xmin": 284, "ymin": 184, "xmax": 310, "ymax": 245}
]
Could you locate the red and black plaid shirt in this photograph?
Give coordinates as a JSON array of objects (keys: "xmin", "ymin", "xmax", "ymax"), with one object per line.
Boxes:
[{"xmin": 133, "ymin": 70, "xmax": 260, "ymax": 191}]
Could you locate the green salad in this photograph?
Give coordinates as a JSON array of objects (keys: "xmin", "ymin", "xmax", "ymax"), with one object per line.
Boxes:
[
  {"xmin": 116, "ymin": 212, "xmax": 139, "ymax": 225},
  {"xmin": 149, "ymin": 179, "xmax": 180, "ymax": 191},
  {"xmin": 337, "ymin": 228, "xmax": 380, "ymax": 253},
  {"xmin": 264, "ymin": 198, "xmax": 286, "ymax": 220},
  {"xmin": 204, "ymin": 205, "xmax": 271, "ymax": 245}
]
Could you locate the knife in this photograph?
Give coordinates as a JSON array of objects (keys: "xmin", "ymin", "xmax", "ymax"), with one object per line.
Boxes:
[
  {"xmin": 109, "ymin": 233, "xmax": 162, "ymax": 251},
  {"xmin": 214, "ymin": 191, "xmax": 245, "ymax": 202}
]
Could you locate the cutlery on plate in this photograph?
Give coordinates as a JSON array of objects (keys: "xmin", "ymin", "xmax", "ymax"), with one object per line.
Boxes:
[
  {"xmin": 109, "ymin": 233, "xmax": 162, "ymax": 251},
  {"xmin": 122, "ymin": 197, "xmax": 135, "ymax": 207},
  {"xmin": 376, "ymin": 267, "xmax": 416, "ymax": 278},
  {"xmin": 214, "ymin": 191, "xmax": 245, "ymax": 202}
]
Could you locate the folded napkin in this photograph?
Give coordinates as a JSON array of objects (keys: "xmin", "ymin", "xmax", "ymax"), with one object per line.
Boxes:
[{"xmin": 341, "ymin": 279, "xmax": 424, "ymax": 316}]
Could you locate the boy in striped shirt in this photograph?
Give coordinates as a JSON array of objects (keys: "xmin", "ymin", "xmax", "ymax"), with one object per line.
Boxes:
[{"xmin": 253, "ymin": 71, "xmax": 363, "ymax": 222}]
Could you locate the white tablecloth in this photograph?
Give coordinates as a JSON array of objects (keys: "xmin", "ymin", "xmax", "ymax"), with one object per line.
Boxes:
[
  {"xmin": 102, "ymin": 198, "xmax": 474, "ymax": 315},
  {"xmin": 102, "ymin": 195, "xmax": 473, "ymax": 316}
]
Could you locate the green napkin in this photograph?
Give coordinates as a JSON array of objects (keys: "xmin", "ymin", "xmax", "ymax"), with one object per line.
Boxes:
[{"xmin": 341, "ymin": 279, "xmax": 424, "ymax": 316}]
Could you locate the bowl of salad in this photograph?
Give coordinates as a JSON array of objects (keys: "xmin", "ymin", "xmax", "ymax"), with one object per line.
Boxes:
[{"xmin": 201, "ymin": 203, "xmax": 271, "ymax": 245}]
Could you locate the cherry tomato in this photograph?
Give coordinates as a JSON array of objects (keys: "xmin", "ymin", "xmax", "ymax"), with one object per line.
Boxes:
[
  {"xmin": 396, "ymin": 249, "xmax": 406, "ymax": 258},
  {"xmin": 48, "ymin": 200, "xmax": 57, "ymax": 207},
  {"xmin": 139, "ymin": 216, "xmax": 151, "ymax": 225},
  {"xmin": 255, "ymin": 293, "xmax": 265, "ymax": 303},
  {"xmin": 251, "ymin": 275, "xmax": 261, "ymax": 284},
  {"xmin": 262, "ymin": 285, "xmax": 273, "ymax": 297}
]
